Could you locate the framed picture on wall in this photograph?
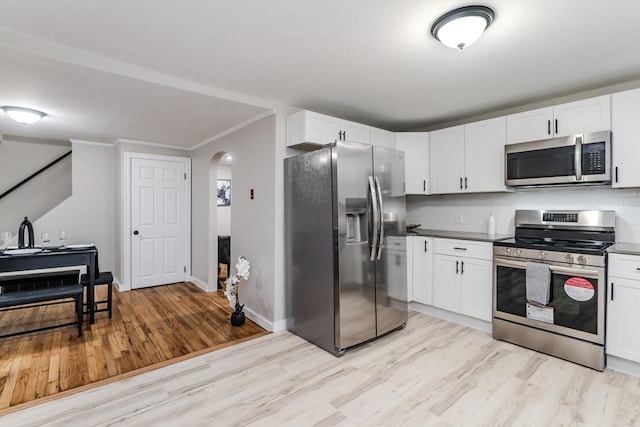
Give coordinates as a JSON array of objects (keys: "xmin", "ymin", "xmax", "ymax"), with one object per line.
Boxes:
[{"xmin": 217, "ymin": 179, "xmax": 231, "ymax": 206}]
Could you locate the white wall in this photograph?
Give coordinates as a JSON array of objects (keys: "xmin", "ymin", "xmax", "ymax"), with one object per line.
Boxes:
[
  {"xmin": 0, "ymin": 136, "xmax": 70, "ymax": 190},
  {"xmin": 36, "ymin": 141, "xmax": 116, "ymax": 271},
  {"xmin": 408, "ymin": 187, "xmax": 640, "ymax": 244},
  {"xmin": 0, "ymin": 136, "xmax": 73, "ymax": 235},
  {"xmin": 217, "ymin": 164, "xmax": 231, "ymax": 236},
  {"xmin": 191, "ymin": 115, "xmax": 277, "ymax": 328}
]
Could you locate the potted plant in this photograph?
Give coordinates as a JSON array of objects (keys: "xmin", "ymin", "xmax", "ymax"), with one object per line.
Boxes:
[{"xmin": 224, "ymin": 256, "xmax": 250, "ymax": 326}]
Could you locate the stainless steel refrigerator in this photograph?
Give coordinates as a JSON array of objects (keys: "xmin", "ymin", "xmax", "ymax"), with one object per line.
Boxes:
[{"xmin": 284, "ymin": 140, "xmax": 408, "ymax": 356}]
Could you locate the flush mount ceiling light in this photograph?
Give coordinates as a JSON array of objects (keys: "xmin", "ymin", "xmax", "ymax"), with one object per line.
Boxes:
[
  {"xmin": 1, "ymin": 106, "xmax": 47, "ymax": 124},
  {"xmin": 431, "ymin": 5, "xmax": 495, "ymax": 49}
]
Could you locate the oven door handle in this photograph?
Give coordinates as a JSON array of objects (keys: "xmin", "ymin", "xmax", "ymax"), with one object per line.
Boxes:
[
  {"xmin": 494, "ymin": 257, "xmax": 526, "ymax": 269},
  {"xmin": 494, "ymin": 256, "xmax": 600, "ymax": 279},
  {"xmin": 549, "ymin": 264, "xmax": 599, "ymax": 279}
]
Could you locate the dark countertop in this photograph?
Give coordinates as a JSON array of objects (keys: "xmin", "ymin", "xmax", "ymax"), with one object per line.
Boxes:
[
  {"xmin": 608, "ymin": 243, "xmax": 640, "ymax": 256},
  {"xmin": 407, "ymin": 228, "xmax": 513, "ymax": 243}
]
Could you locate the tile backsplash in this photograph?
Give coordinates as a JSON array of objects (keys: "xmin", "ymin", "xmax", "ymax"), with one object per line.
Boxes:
[{"xmin": 407, "ymin": 187, "xmax": 640, "ymax": 244}]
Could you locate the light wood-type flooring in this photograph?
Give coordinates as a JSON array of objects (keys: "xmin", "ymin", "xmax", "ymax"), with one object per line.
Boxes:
[
  {"xmin": 0, "ymin": 282, "xmax": 268, "ymax": 413},
  {"xmin": 2, "ymin": 311, "xmax": 639, "ymax": 426}
]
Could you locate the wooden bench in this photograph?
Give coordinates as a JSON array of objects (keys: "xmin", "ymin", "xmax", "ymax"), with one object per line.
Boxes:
[{"xmin": 0, "ymin": 272, "xmax": 84, "ymax": 338}]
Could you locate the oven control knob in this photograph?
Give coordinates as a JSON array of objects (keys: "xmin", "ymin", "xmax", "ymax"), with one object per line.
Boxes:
[
  {"xmin": 577, "ymin": 255, "xmax": 587, "ymax": 265},
  {"xmin": 505, "ymin": 248, "xmax": 512, "ymax": 255},
  {"xmin": 565, "ymin": 254, "xmax": 574, "ymax": 263},
  {"xmin": 538, "ymin": 252, "xmax": 547, "ymax": 260},
  {"xmin": 515, "ymin": 249, "xmax": 521, "ymax": 256}
]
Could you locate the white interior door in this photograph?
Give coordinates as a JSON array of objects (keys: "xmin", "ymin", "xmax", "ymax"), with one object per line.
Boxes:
[{"xmin": 131, "ymin": 157, "xmax": 188, "ymax": 289}]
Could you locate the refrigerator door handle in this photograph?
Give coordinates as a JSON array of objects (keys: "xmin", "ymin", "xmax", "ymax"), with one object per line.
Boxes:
[
  {"xmin": 374, "ymin": 176, "xmax": 384, "ymax": 260},
  {"xmin": 368, "ymin": 176, "xmax": 379, "ymax": 262}
]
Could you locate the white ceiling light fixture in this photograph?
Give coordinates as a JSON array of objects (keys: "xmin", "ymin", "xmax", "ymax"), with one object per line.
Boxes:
[
  {"xmin": 431, "ymin": 5, "xmax": 495, "ymax": 49},
  {"xmin": 1, "ymin": 106, "xmax": 47, "ymax": 124}
]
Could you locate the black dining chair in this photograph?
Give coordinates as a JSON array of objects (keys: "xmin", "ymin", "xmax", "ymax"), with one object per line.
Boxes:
[{"xmin": 80, "ymin": 270, "xmax": 114, "ymax": 318}]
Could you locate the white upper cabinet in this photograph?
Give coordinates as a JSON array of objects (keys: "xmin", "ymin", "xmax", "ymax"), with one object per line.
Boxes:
[
  {"xmin": 464, "ymin": 117, "xmax": 508, "ymax": 193},
  {"xmin": 340, "ymin": 118, "xmax": 371, "ymax": 144},
  {"xmin": 430, "ymin": 118, "xmax": 507, "ymax": 194},
  {"xmin": 396, "ymin": 132, "xmax": 429, "ymax": 194},
  {"xmin": 506, "ymin": 95, "xmax": 611, "ymax": 144},
  {"xmin": 430, "ymin": 125, "xmax": 465, "ymax": 194},
  {"xmin": 506, "ymin": 107, "xmax": 553, "ymax": 144},
  {"xmin": 612, "ymin": 88, "xmax": 640, "ymax": 188},
  {"xmin": 286, "ymin": 110, "xmax": 370, "ymax": 148},
  {"xmin": 370, "ymin": 127, "xmax": 396, "ymax": 149}
]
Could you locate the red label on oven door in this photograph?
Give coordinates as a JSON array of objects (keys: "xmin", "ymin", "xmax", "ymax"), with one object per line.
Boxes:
[{"xmin": 564, "ymin": 277, "xmax": 595, "ymax": 302}]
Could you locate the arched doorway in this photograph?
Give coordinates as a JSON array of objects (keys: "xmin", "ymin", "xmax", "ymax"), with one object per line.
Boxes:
[{"xmin": 208, "ymin": 151, "xmax": 233, "ymax": 292}]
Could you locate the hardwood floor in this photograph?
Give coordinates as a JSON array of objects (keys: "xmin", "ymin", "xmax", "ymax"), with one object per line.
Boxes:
[
  {"xmin": 0, "ymin": 282, "xmax": 268, "ymax": 413},
  {"xmin": 2, "ymin": 311, "xmax": 639, "ymax": 426}
]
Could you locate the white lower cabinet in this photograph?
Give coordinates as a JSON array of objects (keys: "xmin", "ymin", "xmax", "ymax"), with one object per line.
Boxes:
[
  {"xmin": 411, "ymin": 236, "xmax": 433, "ymax": 305},
  {"xmin": 433, "ymin": 254, "xmax": 459, "ymax": 312},
  {"xmin": 606, "ymin": 253, "xmax": 640, "ymax": 363},
  {"xmin": 459, "ymin": 257, "xmax": 492, "ymax": 321},
  {"xmin": 385, "ymin": 236, "xmax": 407, "ymax": 301},
  {"xmin": 432, "ymin": 239, "xmax": 493, "ymax": 322}
]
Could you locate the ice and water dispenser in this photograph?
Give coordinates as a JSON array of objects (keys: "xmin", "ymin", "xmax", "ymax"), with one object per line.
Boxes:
[{"xmin": 345, "ymin": 198, "xmax": 368, "ymax": 243}]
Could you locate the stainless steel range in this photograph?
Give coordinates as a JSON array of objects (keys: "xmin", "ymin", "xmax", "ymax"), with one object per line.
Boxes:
[{"xmin": 493, "ymin": 210, "xmax": 615, "ymax": 371}]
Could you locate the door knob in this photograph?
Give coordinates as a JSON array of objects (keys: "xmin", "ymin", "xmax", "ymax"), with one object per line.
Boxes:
[{"xmin": 133, "ymin": 230, "xmax": 139, "ymax": 235}]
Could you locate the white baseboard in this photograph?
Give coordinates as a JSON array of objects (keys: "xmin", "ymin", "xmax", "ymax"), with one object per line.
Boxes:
[
  {"xmin": 272, "ymin": 318, "xmax": 287, "ymax": 332},
  {"xmin": 409, "ymin": 302, "xmax": 492, "ymax": 334},
  {"xmin": 114, "ymin": 274, "xmax": 130, "ymax": 291},
  {"xmin": 188, "ymin": 275, "xmax": 209, "ymax": 292},
  {"xmin": 244, "ymin": 307, "xmax": 281, "ymax": 332},
  {"xmin": 606, "ymin": 355, "xmax": 640, "ymax": 378}
]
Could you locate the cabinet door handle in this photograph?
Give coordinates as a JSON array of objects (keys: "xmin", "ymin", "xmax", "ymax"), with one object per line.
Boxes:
[
  {"xmin": 456, "ymin": 261, "xmax": 459, "ymax": 274},
  {"xmin": 464, "ymin": 177, "xmax": 468, "ymax": 189},
  {"xmin": 423, "ymin": 180, "xmax": 426, "ymax": 191},
  {"xmin": 343, "ymin": 131, "xmax": 346, "ymax": 140},
  {"xmin": 460, "ymin": 177, "xmax": 463, "ymax": 189},
  {"xmin": 636, "ymin": 267, "xmax": 640, "ymax": 271},
  {"xmin": 461, "ymin": 261, "xmax": 464, "ymax": 274},
  {"xmin": 555, "ymin": 119, "xmax": 558, "ymax": 135},
  {"xmin": 547, "ymin": 120, "xmax": 551, "ymax": 135},
  {"xmin": 424, "ymin": 240, "xmax": 427, "ymax": 253},
  {"xmin": 453, "ymin": 247, "xmax": 467, "ymax": 251},
  {"xmin": 615, "ymin": 166, "xmax": 619, "ymax": 183},
  {"xmin": 610, "ymin": 282, "xmax": 614, "ymax": 301}
]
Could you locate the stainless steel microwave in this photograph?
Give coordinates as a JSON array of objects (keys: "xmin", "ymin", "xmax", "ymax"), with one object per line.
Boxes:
[{"xmin": 505, "ymin": 130, "xmax": 611, "ymax": 187}]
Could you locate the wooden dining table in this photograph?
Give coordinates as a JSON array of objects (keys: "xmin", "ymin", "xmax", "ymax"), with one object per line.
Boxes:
[{"xmin": 0, "ymin": 246, "xmax": 99, "ymax": 323}]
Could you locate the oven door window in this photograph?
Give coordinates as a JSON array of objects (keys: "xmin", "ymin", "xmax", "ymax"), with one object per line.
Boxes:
[
  {"xmin": 495, "ymin": 263, "xmax": 598, "ymax": 335},
  {"xmin": 549, "ymin": 272, "xmax": 597, "ymax": 334},
  {"xmin": 496, "ymin": 265, "xmax": 527, "ymax": 317}
]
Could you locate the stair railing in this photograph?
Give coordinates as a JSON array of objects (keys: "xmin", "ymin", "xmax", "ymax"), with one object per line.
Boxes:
[{"xmin": 0, "ymin": 151, "xmax": 72, "ymax": 201}]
